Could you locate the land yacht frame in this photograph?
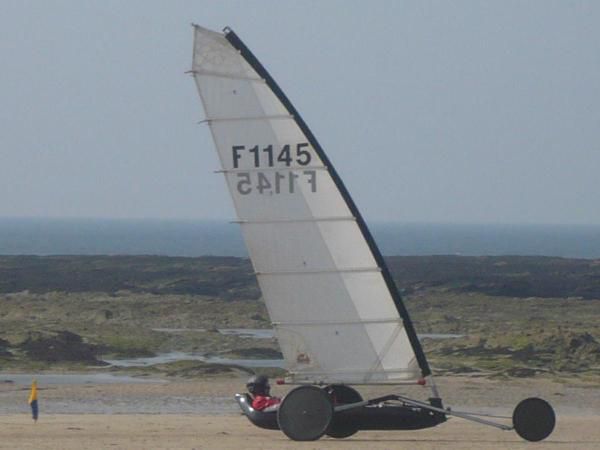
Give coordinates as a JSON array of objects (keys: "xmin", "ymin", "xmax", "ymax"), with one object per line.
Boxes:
[{"xmin": 190, "ymin": 25, "xmax": 555, "ymax": 442}]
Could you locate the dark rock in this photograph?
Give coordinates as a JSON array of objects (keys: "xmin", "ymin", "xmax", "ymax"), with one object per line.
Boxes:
[
  {"xmin": 226, "ymin": 347, "xmax": 283, "ymax": 359},
  {"xmin": 448, "ymin": 366, "xmax": 479, "ymax": 374},
  {"xmin": 568, "ymin": 332, "xmax": 595, "ymax": 350},
  {"xmin": 511, "ymin": 344, "xmax": 537, "ymax": 361},
  {"xmin": 504, "ymin": 367, "xmax": 538, "ymax": 377},
  {"xmin": 0, "ymin": 338, "xmax": 12, "ymax": 357},
  {"xmin": 19, "ymin": 330, "xmax": 104, "ymax": 364}
]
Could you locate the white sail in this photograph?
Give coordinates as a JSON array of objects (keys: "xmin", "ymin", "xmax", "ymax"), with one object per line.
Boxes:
[{"xmin": 191, "ymin": 25, "xmax": 426, "ymax": 383}]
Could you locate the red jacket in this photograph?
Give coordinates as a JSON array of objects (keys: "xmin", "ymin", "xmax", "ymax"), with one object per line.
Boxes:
[{"xmin": 252, "ymin": 395, "xmax": 281, "ymax": 411}]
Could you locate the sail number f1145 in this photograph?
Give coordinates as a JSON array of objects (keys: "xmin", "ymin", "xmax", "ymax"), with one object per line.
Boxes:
[
  {"xmin": 232, "ymin": 143, "xmax": 312, "ymax": 168},
  {"xmin": 236, "ymin": 170, "xmax": 316, "ymax": 195},
  {"xmin": 232, "ymin": 143, "xmax": 318, "ymax": 195}
]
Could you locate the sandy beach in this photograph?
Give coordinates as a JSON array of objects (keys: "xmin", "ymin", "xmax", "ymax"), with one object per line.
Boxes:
[
  {"xmin": 1, "ymin": 414, "xmax": 598, "ymax": 450},
  {"xmin": 1, "ymin": 375, "xmax": 598, "ymax": 449}
]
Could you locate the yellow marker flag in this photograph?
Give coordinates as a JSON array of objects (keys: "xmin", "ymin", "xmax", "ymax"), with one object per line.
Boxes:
[{"xmin": 28, "ymin": 379, "xmax": 39, "ymax": 421}]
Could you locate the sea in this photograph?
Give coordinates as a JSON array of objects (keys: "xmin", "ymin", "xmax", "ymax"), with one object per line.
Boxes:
[{"xmin": 1, "ymin": 218, "xmax": 600, "ymax": 258}]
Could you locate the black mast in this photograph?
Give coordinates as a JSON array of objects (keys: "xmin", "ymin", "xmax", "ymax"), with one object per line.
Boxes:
[{"xmin": 224, "ymin": 27, "xmax": 432, "ymax": 378}]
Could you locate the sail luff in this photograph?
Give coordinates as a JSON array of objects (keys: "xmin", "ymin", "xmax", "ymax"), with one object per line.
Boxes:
[{"xmin": 222, "ymin": 28, "xmax": 432, "ymax": 378}]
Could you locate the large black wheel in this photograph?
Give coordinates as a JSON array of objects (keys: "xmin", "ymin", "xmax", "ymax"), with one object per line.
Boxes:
[
  {"xmin": 277, "ymin": 385, "xmax": 333, "ymax": 441},
  {"xmin": 513, "ymin": 397, "xmax": 555, "ymax": 442},
  {"xmin": 324, "ymin": 385, "xmax": 362, "ymax": 438}
]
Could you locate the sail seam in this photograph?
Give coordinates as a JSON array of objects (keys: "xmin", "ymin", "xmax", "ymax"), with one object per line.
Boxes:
[
  {"xmin": 255, "ymin": 267, "xmax": 380, "ymax": 275},
  {"xmin": 200, "ymin": 114, "xmax": 293, "ymax": 124},
  {"xmin": 273, "ymin": 318, "xmax": 402, "ymax": 326},
  {"xmin": 188, "ymin": 69, "xmax": 265, "ymax": 82},
  {"xmin": 289, "ymin": 368, "xmax": 417, "ymax": 376},
  {"xmin": 215, "ymin": 165, "xmax": 327, "ymax": 173},
  {"xmin": 233, "ymin": 217, "xmax": 355, "ymax": 224},
  {"xmin": 288, "ymin": 379, "xmax": 422, "ymax": 386}
]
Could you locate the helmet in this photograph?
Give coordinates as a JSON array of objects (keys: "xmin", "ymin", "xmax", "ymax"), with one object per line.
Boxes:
[{"xmin": 246, "ymin": 374, "xmax": 270, "ymax": 396}]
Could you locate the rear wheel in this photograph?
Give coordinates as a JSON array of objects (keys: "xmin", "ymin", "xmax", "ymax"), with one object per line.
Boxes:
[
  {"xmin": 513, "ymin": 397, "xmax": 555, "ymax": 442},
  {"xmin": 277, "ymin": 386, "xmax": 333, "ymax": 441},
  {"xmin": 324, "ymin": 385, "xmax": 362, "ymax": 439}
]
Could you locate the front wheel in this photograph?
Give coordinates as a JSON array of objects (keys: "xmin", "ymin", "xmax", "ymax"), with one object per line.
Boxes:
[{"xmin": 513, "ymin": 397, "xmax": 555, "ymax": 442}]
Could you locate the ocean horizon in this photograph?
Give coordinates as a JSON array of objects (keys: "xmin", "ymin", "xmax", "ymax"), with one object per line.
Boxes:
[{"xmin": 1, "ymin": 217, "xmax": 600, "ymax": 259}]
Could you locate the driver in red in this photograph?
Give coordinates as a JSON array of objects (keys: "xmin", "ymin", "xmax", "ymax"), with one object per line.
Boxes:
[{"xmin": 247, "ymin": 375, "xmax": 281, "ymax": 411}]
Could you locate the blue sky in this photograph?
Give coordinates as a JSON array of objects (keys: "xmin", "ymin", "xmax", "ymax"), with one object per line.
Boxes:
[{"xmin": 1, "ymin": 1, "xmax": 599, "ymax": 224}]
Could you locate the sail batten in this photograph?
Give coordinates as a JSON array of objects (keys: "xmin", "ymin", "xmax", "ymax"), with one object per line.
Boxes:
[
  {"xmin": 273, "ymin": 318, "xmax": 402, "ymax": 326},
  {"xmin": 256, "ymin": 267, "xmax": 380, "ymax": 276},
  {"xmin": 190, "ymin": 69, "xmax": 266, "ymax": 82},
  {"xmin": 201, "ymin": 114, "xmax": 293, "ymax": 124},
  {"xmin": 192, "ymin": 25, "xmax": 430, "ymax": 383},
  {"xmin": 234, "ymin": 216, "xmax": 354, "ymax": 224}
]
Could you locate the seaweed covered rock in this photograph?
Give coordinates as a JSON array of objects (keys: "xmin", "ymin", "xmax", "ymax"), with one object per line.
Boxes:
[
  {"xmin": 155, "ymin": 360, "xmax": 253, "ymax": 378},
  {"xmin": 19, "ymin": 330, "xmax": 104, "ymax": 364},
  {"xmin": 0, "ymin": 337, "xmax": 12, "ymax": 357},
  {"xmin": 428, "ymin": 331, "xmax": 600, "ymax": 377},
  {"xmin": 224, "ymin": 347, "xmax": 283, "ymax": 359},
  {"xmin": 504, "ymin": 367, "xmax": 539, "ymax": 377},
  {"xmin": 549, "ymin": 331, "xmax": 600, "ymax": 371}
]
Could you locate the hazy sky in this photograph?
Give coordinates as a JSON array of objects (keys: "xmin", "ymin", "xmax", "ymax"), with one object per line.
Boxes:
[{"xmin": 1, "ymin": 1, "xmax": 599, "ymax": 224}]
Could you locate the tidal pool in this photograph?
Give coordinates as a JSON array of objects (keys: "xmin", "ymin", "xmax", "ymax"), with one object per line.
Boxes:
[
  {"xmin": 103, "ymin": 352, "xmax": 285, "ymax": 368},
  {"xmin": 103, "ymin": 331, "xmax": 462, "ymax": 368},
  {"xmin": 151, "ymin": 327, "xmax": 462, "ymax": 341},
  {"xmin": 151, "ymin": 328, "xmax": 275, "ymax": 339},
  {"xmin": 0, "ymin": 373, "xmax": 165, "ymax": 386}
]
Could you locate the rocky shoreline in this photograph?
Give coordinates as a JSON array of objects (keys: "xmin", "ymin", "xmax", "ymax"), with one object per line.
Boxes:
[{"xmin": 1, "ymin": 255, "xmax": 598, "ymax": 383}]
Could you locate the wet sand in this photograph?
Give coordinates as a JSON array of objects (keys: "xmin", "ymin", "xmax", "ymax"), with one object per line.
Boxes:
[
  {"xmin": 1, "ymin": 376, "xmax": 598, "ymax": 449},
  {"xmin": 0, "ymin": 414, "xmax": 598, "ymax": 449}
]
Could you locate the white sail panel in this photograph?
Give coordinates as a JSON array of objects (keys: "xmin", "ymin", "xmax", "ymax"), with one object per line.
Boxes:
[
  {"xmin": 192, "ymin": 26, "xmax": 256, "ymax": 79},
  {"xmin": 222, "ymin": 170, "xmax": 350, "ymax": 221},
  {"xmin": 276, "ymin": 323, "xmax": 417, "ymax": 383},
  {"xmin": 241, "ymin": 220, "xmax": 375, "ymax": 273},
  {"xmin": 257, "ymin": 271, "xmax": 418, "ymax": 382},
  {"xmin": 192, "ymin": 25, "xmax": 421, "ymax": 382},
  {"xmin": 195, "ymin": 77, "xmax": 288, "ymax": 122},
  {"xmin": 258, "ymin": 272, "xmax": 403, "ymax": 323}
]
